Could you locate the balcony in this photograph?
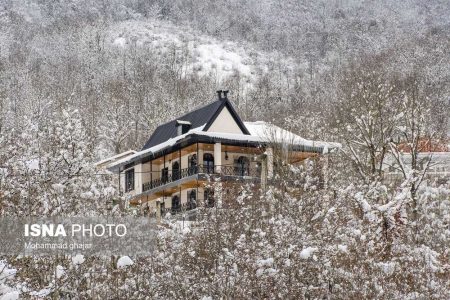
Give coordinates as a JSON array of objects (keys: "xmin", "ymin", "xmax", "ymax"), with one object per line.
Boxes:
[{"xmin": 142, "ymin": 165, "xmax": 261, "ymax": 192}]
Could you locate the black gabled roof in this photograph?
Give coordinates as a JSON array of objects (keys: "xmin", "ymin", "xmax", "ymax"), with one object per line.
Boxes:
[{"xmin": 142, "ymin": 97, "xmax": 250, "ymax": 150}]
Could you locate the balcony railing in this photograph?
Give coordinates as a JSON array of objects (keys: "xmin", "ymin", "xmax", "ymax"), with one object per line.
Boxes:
[{"xmin": 142, "ymin": 165, "xmax": 260, "ymax": 192}]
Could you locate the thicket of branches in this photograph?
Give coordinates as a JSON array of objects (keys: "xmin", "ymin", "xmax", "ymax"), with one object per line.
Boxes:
[{"xmin": 0, "ymin": 0, "xmax": 449, "ymax": 299}]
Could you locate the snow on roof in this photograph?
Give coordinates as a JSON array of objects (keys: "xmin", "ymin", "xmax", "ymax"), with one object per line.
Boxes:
[
  {"xmin": 106, "ymin": 121, "xmax": 341, "ymax": 171},
  {"xmin": 176, "ymin": 120, "xmax": 192, "ymax": 125},
  {"xmin": 107, "ymin": 125, "xmax": 206, "ymax": 170},
  {"xmin": 244, "ymin": 121, "xmax": 339, "ymax": 148},
  {"xmin": 95, "ymin": 150, "xmax": 137, "ymax": 168}
]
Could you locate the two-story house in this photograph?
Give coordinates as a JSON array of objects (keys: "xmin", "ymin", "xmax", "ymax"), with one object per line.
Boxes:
[{"xmin": 103, "ymin": 91, "xmax": 340, "ymax": 216}]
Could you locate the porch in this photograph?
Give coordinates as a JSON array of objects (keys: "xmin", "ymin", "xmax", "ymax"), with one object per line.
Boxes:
[{"xmin": 142, "ymin": 164, "xmax": 261, "ymax": 192}]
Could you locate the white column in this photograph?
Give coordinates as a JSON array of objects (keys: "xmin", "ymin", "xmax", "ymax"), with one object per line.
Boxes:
[
  {"xmin": 134, "ymin": 163, "xmax": 142, "ymax": 194},
  {"xmin": 267, "ymin": 147, "xmax": 274, "ymax": 179},
  {"xmin": 214, "ymin": 142, "xmax": 222, "ymax": 173},
  {"xmin": 198, "ymin": 148, "xmax": 203, "ymax": 166}
]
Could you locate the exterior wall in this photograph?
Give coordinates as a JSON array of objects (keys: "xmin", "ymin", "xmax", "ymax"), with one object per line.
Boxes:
[
  {"xmin": 219, "ymin": 151, "xmax": 257, "ymax": 169},
  {"xmin": 142, "ymin": 163, "xmax": 151, "ymax": 185},
  {"xmin": 207, "ymin": 107, "xmax": 243, "ymax": 134},
  {"xmin": 121, "ymin": 144, "xmax": 263, "ymax": 204}
]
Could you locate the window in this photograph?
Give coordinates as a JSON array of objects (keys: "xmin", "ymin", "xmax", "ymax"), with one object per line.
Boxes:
[
  {"xmin": 161, "ymin": 167, "xmax": 169, "ymax": 183},
  {"xmin": 172, "ymin": 161, "xmax": 180, "ymax": 180},
  {"xmin": 188, "ymin": 154, "xmax": 197, "ymax": 175},
  {"xmin": 125, "ymin": 169, "xmax": 135, "ymax": 192},
  {"xmin": 204, "ymin": 188, "xmax": 214, "ymax": 207},
  {"xmin": 172, "ymin": 195, "xmax": 181, "ymax": 212},
  {"xmin": 235, "ymin": 156, "xmax": 250, "ymax": 176},
  {"xmin": 187, "ymin": 189, "xmax": 197, "ymax": 210},
  {"xmin": 203, "ymin": 153, "xmax": 214, "ymax": 173}
]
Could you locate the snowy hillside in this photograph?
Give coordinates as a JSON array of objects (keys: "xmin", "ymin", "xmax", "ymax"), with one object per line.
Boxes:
[{"xmin": 107, "ymin": 20, "xmax": 295, "ymax": 84}]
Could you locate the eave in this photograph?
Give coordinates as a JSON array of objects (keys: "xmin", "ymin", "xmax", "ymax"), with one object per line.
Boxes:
[{"xmin": 108, "ymin": 133, "xmax": 329, "ymax": 173}]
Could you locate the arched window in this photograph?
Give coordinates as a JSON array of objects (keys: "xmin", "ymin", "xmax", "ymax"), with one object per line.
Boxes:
[
  {"xmin": 172, "ymin": 161, "xmax": 180, "ymax": 180},
  {"xmin": 235, "ymin": 156, "xmax": 250, "ymax": 176},
  {"xmin": 171, "ymin": 195, "xmax": 181, "ymax": 212},
  {"xmin": 188, "ymin": 154, "xmax": 197, "ymax": 175},
  {"xmin": 203, "ymin": 153, "xmax": 214, "ymax": 174},
  {"xmin": 187, "ymin": 190, "xmax": 197, "ymax": 210}
]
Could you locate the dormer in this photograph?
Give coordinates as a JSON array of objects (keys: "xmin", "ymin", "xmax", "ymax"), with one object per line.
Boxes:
[{"xmin": 176, "ymin": 120, "xmax": 192, "ymax": 136}]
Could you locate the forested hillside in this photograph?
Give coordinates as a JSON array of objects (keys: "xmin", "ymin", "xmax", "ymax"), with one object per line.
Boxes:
[{"xmin": 0, "ymin": 0, "xmax": 449, "ymax": 299}]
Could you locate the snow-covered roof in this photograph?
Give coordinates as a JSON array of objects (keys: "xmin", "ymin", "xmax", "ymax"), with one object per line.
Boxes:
[
  {"xmin": 105, "ymin": 121, "xmax": 340, "ymax": 172},
  {"xmin": 95, "ymin": 150, "xmax": 137, "ymax": 168},
  {"xmin": 176, "ymin": 120, "xmax": 192, "ymax": 125},
  {"xmin": 142, "ymin": 97, "xmax": 249, "ymax": 150},
  {"xmin": 244, "ymin": 121, "xmax": 339, "ymax": 148}
]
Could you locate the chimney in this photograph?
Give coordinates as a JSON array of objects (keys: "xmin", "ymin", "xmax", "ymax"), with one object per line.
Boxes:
[
  {"xmin": 216, "ymin": 90, "xmax": 223, "ymax": 100},
  {"xmin": 216, "ymin": 90, "xmax": 229, "ymax": 101}
]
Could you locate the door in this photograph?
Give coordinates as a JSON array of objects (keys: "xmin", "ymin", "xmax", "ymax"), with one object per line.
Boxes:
[
  {"xmin": 161, "ymin": 167, "xmax": 169, "ymax": 183},
  {"xmin": 235, "ymin": 156, "xmax": 250, "ymax": 176},
  {"xmin": 188, "ymin": 154, "xmax": 197, "ymax": 175},
  {"xmin": 172, "ymin": 161, "xmax": 180, "ymax": 180},
  {"xmin": 203, "ymin": 153, "xmax": 214, "ymax": 174},
  {"xmin": 171, "ymin": 195, "xmax": 181, "ymax": 212},
  {"xmin": 187, "ymin": 189, "xmax": 197, "ymax": 210}
]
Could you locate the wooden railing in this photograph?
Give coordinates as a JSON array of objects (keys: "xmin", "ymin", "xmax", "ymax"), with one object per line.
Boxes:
[{"xmin": 142, "ymin": 165, "xmax": 260, "ymax": 192}]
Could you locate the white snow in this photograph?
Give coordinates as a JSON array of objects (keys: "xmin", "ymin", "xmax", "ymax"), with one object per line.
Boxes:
[
  {"xmin": 113, "ymin": 37, "xmax": 126, "ymax": 47},
  {"xmin": 299, "ymin": 247, "xmax": 318, "ymax": 259},
  {"xmin": 245, "ymin": 121, "xmax": 314, "ymax": 146},
  {"xmin": 176, "ymin": 120, "xmax": 192, "ymax": 125},
  {"xmin": 106, "ymin": 20, "xmax": 287, "ymax": 84},
  {"xmin": 377, "ymin": 262, "xmax": 396, "ymax": 276},
  {"xmin": 117, "ymin": 256, "xmax": 134, "ymax": 268},
  {"xmin": 0, "ymin": 291, "xmax": 19, "ymax": 300},
  {"xmin": 105, "ymin": 124, "xmax": 206, "ymax": 170},
  {"xmin": 51, "ymin": 183, "xmax": 65, "ymax": 194},
  {"xmin": 72, "ymin": 254, "xmax": 85, "ymax": 265},
  {"xmin": 95, "ymin": 150, "xmax": 137, "ymax": 168},
  {"xmin": 30, "ymin": 289, "xmax": 51, "ymax": 297},
  {"xmin": 106, "ymin": 120, "xmax": 340, "ymax": 171},
  {"xmin": 0, "ymin": 261, "xmax": 17, "ymax": 299},
  {"xmin": 0, "ymin": 168, "xmax": 8, "ymax": 177},
  {"xmin": 355, "ymin": 192, "xmax": 372, "ymax": 213},
  {"xmin": 338, "ymin": 244, "xmax": 348, "ymax": 252},
  {"xmin": 25, "ymin": 158, "xmax": 39, "ymax": 170},
  {"xmin": 257, "ymin": 257, "xmax": 274, "ymax": 267},
  {"xmin": 56, "ymin": 265, "xmax": 65, "ymax": 279},
  {"xmin": 193, "ymin": 44, "xmax": 252, "ymax": 77}
]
